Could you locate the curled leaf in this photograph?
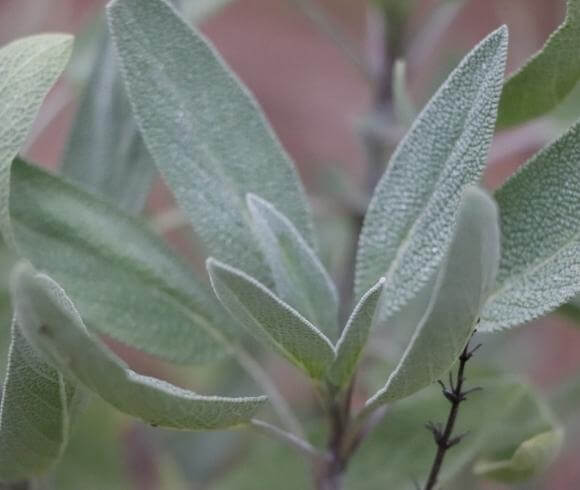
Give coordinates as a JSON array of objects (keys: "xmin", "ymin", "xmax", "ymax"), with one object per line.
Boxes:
[{"xmin": 11, "ymin": 263, "xmax": 266, "ymax": 431}]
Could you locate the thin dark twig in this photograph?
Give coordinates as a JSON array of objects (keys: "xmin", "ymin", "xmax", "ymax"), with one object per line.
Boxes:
[{"xmin": 423, "ymin": 333, "xmax": 482, "ymax": 490}]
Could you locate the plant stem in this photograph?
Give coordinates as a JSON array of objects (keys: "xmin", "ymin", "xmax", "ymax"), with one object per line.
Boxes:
[
  {"xmin": 423, "ymin": 336, "xmax": 482, "ymax": 490},
  {"xmin": 234, "ymin": 347, "xmax": 306, "ymax": 439},
  {"xmin": 288, "ymin": 0, "xmax": 371, "ymax": 81},
  {"xmin": 249, "ymin": 419, "xmax": 327, "ymax": 463},
  {"xmin": 315, "ymin": 398, "xmax": 347, "ymax": 490}
]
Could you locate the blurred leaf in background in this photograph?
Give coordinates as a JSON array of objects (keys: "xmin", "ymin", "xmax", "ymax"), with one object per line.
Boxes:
[{"xmin": 497, "ymin": 0, "xmax": 580, "ymax": 128}]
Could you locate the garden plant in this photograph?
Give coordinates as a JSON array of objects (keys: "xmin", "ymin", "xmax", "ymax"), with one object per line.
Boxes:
[{"xmin": 1, "ymin": 0, "xmax": 580, "ymax": 489}]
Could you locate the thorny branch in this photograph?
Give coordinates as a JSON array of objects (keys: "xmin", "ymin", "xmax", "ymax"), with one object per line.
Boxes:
[{"xmin": 423, "ymin": 333, "xmax": 482, "ymax": 490}]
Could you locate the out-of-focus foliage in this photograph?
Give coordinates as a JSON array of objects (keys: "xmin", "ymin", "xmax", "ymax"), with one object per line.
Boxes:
[
  {"xmin": 61, "ymin": 32, "xmax": 155, "ymax": 215},
  {"xmin": 497, "ymin": 0, "xmax": 580, "ymax": 128}
]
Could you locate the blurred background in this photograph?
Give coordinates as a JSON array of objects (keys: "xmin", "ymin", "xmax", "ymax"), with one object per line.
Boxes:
[{"xmin": 2, "ymin": 0, "xmax": 580, "ymax": 489}]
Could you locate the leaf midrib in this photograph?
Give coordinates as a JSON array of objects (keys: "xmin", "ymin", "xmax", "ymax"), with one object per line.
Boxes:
[{"xmin": 373, "ymin": 61, "xmax": 498, "ymax": 299}]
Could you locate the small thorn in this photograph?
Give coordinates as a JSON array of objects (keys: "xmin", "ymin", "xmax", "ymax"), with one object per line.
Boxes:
[
  {"xmin": 425, "ymin": 421, "xmax": 443, "ymax": 443},
  {"xmin": 468, "ymin": 343, "xmax": 482, "ymax": 356},
  {"xmin": 437, "ymin": 379, "xmax": 446, "ymax": 392},
  {"xmin": 448, "ymin": 372, "xmax": 455, "ymax": 391},
  {"xmin": 447, "ymin": 431, "xmax": 470, "ymax": 448},
  {"xmin": 462, "ymin": 386, "xmax": 483, "ymax": 399},
  {"xmin": 462, "ymin": 342, "xmax": 482, "ymax": 361}
]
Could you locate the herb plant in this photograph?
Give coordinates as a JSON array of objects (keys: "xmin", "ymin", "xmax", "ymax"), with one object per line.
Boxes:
[{"xmin": 0, "ymin": 0, "xmax": 579, "ymax": 488}]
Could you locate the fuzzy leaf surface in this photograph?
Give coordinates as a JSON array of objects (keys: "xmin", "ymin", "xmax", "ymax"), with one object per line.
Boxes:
[
  {"xmin": 355, "ymin": 27, "xmax": 507, "ymax": 317},
  {"xmin": 481, "ymin": 121, "xmax": 580, "ymax": 331},
  {"xmin": 0, "ymin": 323, "xmax": 73, "ymax": 481},
  {"xmin": 497, "ymin": 0, "xmax": 580, "ymax": 128},
  {"xmin": 61, "ymin": 32, "xmax": 155, "ymax": 215},
  {"xmin": 207, "ymin": 258, "xmax": 335, "ymax": 380},
  {"xmin": 247, "ymin": 194, "xmax": 338, "ymax": 337},
  {"xmin": 327, "ymin": 279, "xmax": 384, "ymax": 389},
  {"xmin": 107, "ymin": 0, "xmax": 314, "ymax": 283},
  {"xmin": 11, "ymin": 264, "xmax": 266, "ymax": 430},
  {"xmin": 10, "ymin": 159, "xmax": 226, "ymax": 363},
  {"xmin": 0, "ymin": 34, "xmax": 73, "ymax": 248},
  {"xmin": 366, "ymin": 187, "xmax": 500, "ymax": 408}
]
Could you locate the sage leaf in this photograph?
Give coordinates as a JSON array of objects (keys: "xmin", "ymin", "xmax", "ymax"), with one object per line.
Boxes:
[
  {"xmin": 365, "ymin": 187, "xmax": 500, "ymax": 408},
  {"xmin": 247, "ymin": 194, "xmax": 338, "ymax": 337},
  {"xmin": 473, "ymin": 429, "xmax": 563, "ymax": 483},
  {"xmin": 0, "ymin": 323, "xmax": 72, "ymax": 481},
  {"xmin": 0, "ymin": 34, "xmax": 75, "ymax": 482},
  {"xmin": 207, "ymin": 258, "xmax": 335, "ymax": 380},
  {"xmin": 480, "ymin": 121, "xmax": 580, "ymax": 331},
  {"xmin": 327, "ymin": 279, "xmax": 385, "ymax": 389},
  {"xmin": 61, "ymin": 32, "xmax": 155, "ymax": 215},
  {"xmin": 11, "ymin": 263, "xmax": 267, "ymax": 431},
  {"xmin": 497, "ymin": 0, "xmax": 580, "ymax": 128},
  {"xmin": 354, "ymin": 26, "xmax": 507, "ymax": 319},
  {"xmin": 107, "ymin": 0, "xmax": 314, "ymax": 283},
  {"xmin": 0, "ymin": 34, "xmax": 73, "ymax": 248},
  {"xmin": 11, "ymin": 158, "xmax": 227, "ymax": 363}
]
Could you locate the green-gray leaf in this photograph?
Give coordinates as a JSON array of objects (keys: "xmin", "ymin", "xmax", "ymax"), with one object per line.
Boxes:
[
  {"xmin": 10, "ymin": 158, "xmax": 226, "ymax": 363},
  {"xmin": 480, "ymin": 121, "xmax": 580, "ymax": 331},
  {"xmin": 365, "ymin": 187, "xmax": 500, "ymax": 408},
  {"xmin": 207, "ymin": 258, "xmax": 335, "ymax": 380},
  {"xmin": 354, "ymin": 27, "xmax": 507, "ymax": 318},
  {"xmin": 107, "ymin": 0, "xmax": 314, "ymax": 283},
  {"xmin": 11, "ymin": 263, "xmax": 266, "ymax": 430},
  {"xmin": 497, "ymin": 0, "xmax": 580, "ymax": 128},
  {"xmin": 61, "ymin": 31, "xmax": 155, "ymax": 215},
  {"xmin": 0, "ymin": 323, "xmax": 71, "ymax": 481},
  {"xmin": 473, "ymin": 429, "xmax": 563, "ymax": 483},
  {"xmin": 327, "ymin": 279, "xmax": 385, "ymax": 389},
  {"xmin": 0, "ymin": 34, "xmax": 73, "ymax": 248},
  {"xmin": 247, "ymin": 194, "xmax": 338, "ymax": 338}
]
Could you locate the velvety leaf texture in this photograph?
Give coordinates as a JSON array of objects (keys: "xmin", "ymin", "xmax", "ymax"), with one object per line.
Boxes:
[
  {"xmin": 327, "ymin": 278, "xmax": 385, "ymax": 389},
  {"xmin": 207, "ymin": 258, "xmax": 335, "ymax": 380},
  {"xmin": 11, "ymin": 264, "xmax": 266, "ymax": 431},
  {"xmin": 0, "ymin": 34, "xmax": 73, "ymax": 248},
  {"xmin": 10, "ymin": 159, "xmax": 227, "ymax": 363},
  {"xmin": 107, "ymin": 0, "xmax": 314, "ymax": 284},
  {"xmin": 355, "ymin": 26, "xmax": 507, "ymax": 320},
  {"xmin": 247, "ymin": 194, "xmax": 338, "ymax": 338},
  {"xmin": 366, "ymin": 187, "xmax": 500, "ymax": 408},
  {"xmin": 480, "ymin": 121, "xmax": 580, "ymax": 331},
  {"xmin": 0, "ymin": 34, "xmax": 75, "ymax": 483},
  {"xmin": 0, "ymin": 324, "xmax": 70, "ymax": 481},
  {"xmin": 61, "ymin": 32, "xmax": 155, "ymax": 215},
  {"xmin": 497, "ymin": 0, "xmax": 580, "ymax": 128}
]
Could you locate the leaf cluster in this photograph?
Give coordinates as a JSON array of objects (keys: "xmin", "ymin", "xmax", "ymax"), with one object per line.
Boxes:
[{"xmin": 0, "ymin": 0, "xmax": 578, "ymax": 487}]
